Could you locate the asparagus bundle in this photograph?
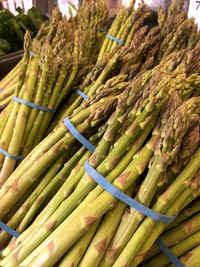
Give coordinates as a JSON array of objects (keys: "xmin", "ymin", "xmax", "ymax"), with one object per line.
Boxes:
[
  {"xmin": 97, "ymin": 2, "xmax": 155, "ymax": 62},
  {"xmin": 0, "ymin": 1, "xmax": 109, "ymax": 185},
  {"xmin": 47, "ymin": 0, "xmax": 200, "ymax": 135},
  {"xmin": 99, "ymin": 99, "xmax": 200, "ymax": 267},
  {"xmin": 1, "ymin": 39, "xmax": 200, "ymax": 265},
  {"xmin": 5, "ymin": 97, "xmax": 199, "ymax": 267},
  {"xmin": 0, "ymin": 21, "xmax": 50, "ymax": 111},
  {"xmin": 0, "ymin": 2, "xmax": 200, "ymax": 267}
]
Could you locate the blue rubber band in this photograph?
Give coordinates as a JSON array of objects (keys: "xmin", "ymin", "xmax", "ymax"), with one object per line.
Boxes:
[
  {"xmin": 64, "ymin": 117, "xmax": 95, "ymax": 153},
  {"xmin": 0, "ymin": 221, "xmax": 20, "ymax": 238},
  {"xmin": 106, "ymin": 34, "xmax": 125, "ymax": 45},
  {"xmin": 84, "ymin": 161, "xmax": 176, "ymax": 224},
  {"xmin": 156, "ymin": 238, "xmax": 185, "ymax": 267},
  {"xmin": 0, "ymin": 147, "xmax": 24, "ymax": 161},
  {"xmin": 13, "ymin": 96, "xmax": 56, "ymax": 113},
  {"xmin": 75, "ymin": 88, "xmax": 89, "ymax": 100}
]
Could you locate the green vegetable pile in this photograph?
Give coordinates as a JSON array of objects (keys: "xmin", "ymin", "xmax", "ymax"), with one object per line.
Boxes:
[{"xmin": 0, "ymin": 7, "xmax": 44, "ymax": 56}]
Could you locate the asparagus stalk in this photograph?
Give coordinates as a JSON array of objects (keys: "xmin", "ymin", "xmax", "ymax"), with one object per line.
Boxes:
[
  {"xmin": 58, "ymin": 221, "xmax": 100, "ymax": 267},
  {"xmin": 145, "ymin": 196, "xmax": 200, "ymax": 260},
  {"xmin": 167, "ymin": 199, "xmax": 200, "ymax": 230},
  {"xmin": 79, "ymin": 197, "xmax": 128, "ymax": 267},
  {"xmin": 168, "ymin": 245, "xmax": 200, "ymax": 267},
  {"xmin": 113, "ymin": 147, "xmax": 200, "ymax": 266},
  {"xmin": 143, "ymin": 230, "xmax": 200, "ymax": 267}
]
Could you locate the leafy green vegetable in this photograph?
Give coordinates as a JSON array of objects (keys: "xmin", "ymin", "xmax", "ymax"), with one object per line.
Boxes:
[{"xmin": 0, "ymin": 7, "xmax": 45, "ymax": 55}]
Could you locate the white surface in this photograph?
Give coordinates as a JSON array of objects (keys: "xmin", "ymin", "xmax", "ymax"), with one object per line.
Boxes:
[
  {"xmin": 57, "ymin": 0, "xmax": 79, "ymax": 17},
  {"xmin": 2, "ymin": 0, "xmax": 33, "ymax": 14},
  {"xmin": 188, "ymin": 0, "xmax": 200, "ymax": 28},
  {"xmin": 123, "ymin": 0, "xmax": 166, "ymax": 10}
]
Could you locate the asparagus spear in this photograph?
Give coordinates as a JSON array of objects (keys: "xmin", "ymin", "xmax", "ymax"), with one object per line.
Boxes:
[
  {"xmin": 79, "ymin": 197, "xmax": 128, "ymax": 267},
  {"xmin": 143, "ymin": 230, "xmax": 200, "ymax": 267},
  {"xmin": 168, "ymin": 245, "xmax": 200, "ymax": 267},
  {"xmin": 144, "ymin": 210, "xmax": 200, "ymax": 261},
  {"xmin": 167, "ymin": 199, "xmax": 200, "ymax": 230}
]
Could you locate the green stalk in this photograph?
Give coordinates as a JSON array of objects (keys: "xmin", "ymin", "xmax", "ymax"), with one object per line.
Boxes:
[
  {"xmin": 168, "ymin": 245, "xmax": 200, "ymax": 267},
  {"xmin": 0, "ymin": 85, "xmax": 16, "ymax": 103},
  {"xmin": 145, "ymin": 212, "xmax": 200, "ymax": 261},
  {"xmin": 143, "ymin": 231, "xmax": 200, "ymax": 267},
  {"xmin": 112, "ymin": 148, "xmax": 200, "ymax": 266},
  {"xmin": 79, "ymin": 199, "xmax": 128, "ymax": 267},
  {"xmin": 0, "ymin": 104, "xmax": 13, "ymax": 138},
  {"xmin": 0, "ymin": 61, "xmax": 21, "ymax": 90},
  {"xmin": 58, "ymin": 221, "xmax": 100, "ymax": 267},
  {"xmin": 167, "ymin": 199, "xmax": 200, "ymax": 230}
]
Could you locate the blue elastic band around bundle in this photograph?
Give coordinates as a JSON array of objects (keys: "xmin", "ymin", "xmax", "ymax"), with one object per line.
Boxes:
[
  {"xmin": 75, "ymin": 88, "xmax": 89, "ymax": 100},
  {"xmin": 0, "ymin": 221, "xmax": 20, "ymax": 238},
  {"xmin": 0, "ymin": 147, "xmax": 24, "ymax": 161},
  {"xmin": 13, "ymin": 96, "xmax": 56, "ymax": 113},
  {"xmin": 64, "ymin": 117, "xmax": 95, "ymax": 153},
  {"xmin": 84, "ymin": 161, "xmax": 176, "ymax": 224},
  {"xmin": 156, "ymin": 238, "xmax": 185, "ymax": 267},
  {"xmin": 106, "ymin": 34, "xmax": 125, "ymax": 46}
]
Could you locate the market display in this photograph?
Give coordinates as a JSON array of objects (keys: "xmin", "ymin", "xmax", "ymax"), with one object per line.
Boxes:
[{"xmin": 0, "ymin": 1, "xmax": 199, "ymax": 267}]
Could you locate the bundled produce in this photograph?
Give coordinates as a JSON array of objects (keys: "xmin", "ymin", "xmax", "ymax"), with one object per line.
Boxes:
[
  {"xmin": 47, "ymin": 0, "xmax": 199, "ymax": 134},
  {"xmin": 143, "ymin": 210, "xmax": 200, "ymax": 266},
  {"xmin": 0, "ymin": 7, "xmax": 44, "ymax": 55},
  {"xmin": 0, "ymin": 1, "xmax": 200, "ymax": 267},
  {"xmin": 0, "ymin": 0, "xmax": 109, "ymax": 111},
  {"xmin": 0, "ymin": 0, "xmax": 109, "ymax": 185},
  {"xmin": 0, "ymin": 40, "xmax": 200, "ymax": 267}
]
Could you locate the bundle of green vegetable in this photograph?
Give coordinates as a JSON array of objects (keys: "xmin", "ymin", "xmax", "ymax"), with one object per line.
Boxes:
[
  {"xmin": 0, "ymin": 1, "xmax": 200, "ymax": 267},
  {"xmin": 0, "ymin": 43, "xmax": 200, "ymax": 266},
  {"xmin": 0, "ymin": 7, "xmax": 44, "ymax": 55},
  {"xmin": 47, "ymin": 0, "xmax": 199, "ymax": 134},
  {"xmin": 0, "ymin": 0, "xmax": 109, "ymax": 185}
]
